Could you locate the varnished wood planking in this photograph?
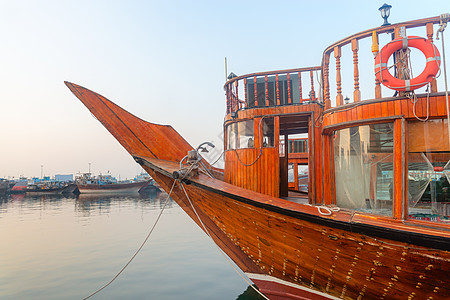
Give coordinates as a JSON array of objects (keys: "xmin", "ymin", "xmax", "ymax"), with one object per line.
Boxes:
[
  {"xmin": 323, "ymin": 95, "xmax": 449, "ymax": 129},
  {"xmin": 152, "ymin": 170, "xmax": 450, "ymax": 299},
  {"xmin": 224, "ymin": 147, "xmax": 279, "ymax": 197}
]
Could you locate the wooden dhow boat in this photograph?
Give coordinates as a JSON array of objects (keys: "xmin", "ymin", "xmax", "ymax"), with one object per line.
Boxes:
[
  {"xmin": 75, "ymin": 173, "xmax": 150, "ymax": 194},
  {"xmin": 66, "ymin": 13, "xmax": 450, "ymax": 300}
]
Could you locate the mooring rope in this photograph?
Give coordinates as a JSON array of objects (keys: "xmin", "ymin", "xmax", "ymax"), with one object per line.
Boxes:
[
  {"xmin": 178, "ymin": 182, "xmax": 270, "ymax": 300},
  {"xmin": 82, "ymin": 180, "xmax": 177, "ymax": 300}
]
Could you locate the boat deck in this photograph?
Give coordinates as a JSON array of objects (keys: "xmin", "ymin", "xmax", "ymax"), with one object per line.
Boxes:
[{"xmin": 282, "ymin": 191, "xmax": 309, "ymax": 204}]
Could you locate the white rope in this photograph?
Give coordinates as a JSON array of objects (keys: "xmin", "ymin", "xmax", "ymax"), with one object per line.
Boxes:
[
  {"xmin": 409, "ymin": 86, "xmax": 430, "ymax": 122},
  {"xmin": 82, "ymin": 180, "xmax": 177, "ymax": 300},
  {"xmin": 316, "ymin": 205, "xmax": 340, "ymax": 216},
  {"xmin": 178, "ymin": 182, "xmax": 270, "ymax": 300}
]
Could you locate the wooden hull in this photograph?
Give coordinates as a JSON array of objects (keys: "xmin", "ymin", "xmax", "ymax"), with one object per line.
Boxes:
[
  {"xmin": 146, "ymin": 166, "xmax": 449, "ymax": 300},
  {"xmin": 65, "ymin": 81, "xmax": 450, "ymax": 299},
  {"xmin": 76, "ymin": 181, "xmax": 149, "ymax": 194}
]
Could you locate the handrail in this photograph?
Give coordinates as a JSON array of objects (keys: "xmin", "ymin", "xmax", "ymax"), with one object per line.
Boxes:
[
  {"xmin": 320, "ymin": 15, "xmax": 447, "ymax": 110},
  {"xmin": 223, "ymin": 15, "xmax": 447, "ymax": 115},
  {"xmin": 321, "ymin": 16, "xmax": 441, "ymax": 57},
  {"xmin": 224, "ymin": 66, "xmax": 322, "ymax": 87},
  {"xmin": 224, "ymin": 66, "xmax": 322, "ymax": 114}
]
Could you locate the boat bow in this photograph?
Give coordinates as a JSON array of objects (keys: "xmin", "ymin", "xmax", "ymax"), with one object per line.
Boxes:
[{"xmin": 65, "ymin": 81, "xmax": 194, "ymax": 163}]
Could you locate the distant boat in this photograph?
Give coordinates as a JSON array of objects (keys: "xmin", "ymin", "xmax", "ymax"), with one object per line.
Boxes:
[
  {"xmin": 25, "ymin": 184, "xmax": 64, "ymax": 195},
  {"xmin": 0, "ymin": 179, "xmax": 8, "ymax": 195},
  {"xmin": 62, "ymin": 183, "xmax": 78, "ymax": 194},
  {"xmin": 75, "ymin": 173, "xmax": 150, "ymax": 194},
  {"xmin": 10, "ymin": 179, "xmax": 28, "ymax": 194}
]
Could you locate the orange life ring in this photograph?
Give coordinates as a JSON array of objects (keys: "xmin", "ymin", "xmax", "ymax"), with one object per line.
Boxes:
[{"xmin": 374, "ymin": 36, "xmax": 441, "ymax": 91}]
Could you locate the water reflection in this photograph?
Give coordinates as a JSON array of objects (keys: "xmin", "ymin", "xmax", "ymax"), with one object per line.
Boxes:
[{"xmin": 0, "ymin": 191, "xmax": 259, "ymax": 299}]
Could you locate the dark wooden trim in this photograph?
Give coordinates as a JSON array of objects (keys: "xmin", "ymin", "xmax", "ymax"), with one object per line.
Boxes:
[{"xmin": 322, "ymin": 115, "xmax": 403, "ymax": 134}]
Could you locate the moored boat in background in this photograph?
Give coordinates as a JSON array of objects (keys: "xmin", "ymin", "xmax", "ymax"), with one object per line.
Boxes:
[
  {"xmin": 10, "ymin": 179, "xmax": 28, "ymax": 194},
  {"xmin": 0, "ymin": 179, "xmax": 9, "ymax": 195},
  {"xmin": 76, "ymin": 173, "xmax": 150, "ymax": 194},
  {"xmin": 66, "ymin": 10, "xmax": 450, "ymax": 300}
]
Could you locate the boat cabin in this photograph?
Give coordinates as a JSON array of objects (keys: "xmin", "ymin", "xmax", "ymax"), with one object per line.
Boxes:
[{"xmin": 223, "ymin": 16, "xmax": 450, "ymax": 223}]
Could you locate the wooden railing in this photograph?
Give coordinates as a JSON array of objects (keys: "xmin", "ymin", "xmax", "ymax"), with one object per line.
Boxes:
[
  {"xmin": 224, "ymin": 15, "xmax": 447, "ymax": 114},
  {"xmin": 224, "ymin": 66, "xmax": 321, "ymax": 114},
  {"xmin": 321, "ymin": 15, "xmax": 444, "ymax": 110}
]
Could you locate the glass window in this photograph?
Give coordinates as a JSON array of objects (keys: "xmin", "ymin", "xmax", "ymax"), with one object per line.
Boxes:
[
  {"xmin": 227, "ymin": 123, "xmax": 237, "ymax": 150},
  {"xmin": 279, "ymin": 136, "xmax": 285, "ymax": 157},
  {"xmin": 298, "ymin": 165, "xmax": 309, "ymax": 192},
  {"xmin": 407, "ymin": 119, "xmax": 450, "ymax": 223},
  {"xmin": 262, "ymin": 118, "xmax": 274, "ymax": 147},
  {"xmin": 288, "ymin": 163, "xmax": 295, "ymax": 183},
  {"xmin": 288, "ymin": 139, "xmax": 308, "ymax": 153},
  {"xmin": 334, "ymin": 123, "xmax": 394, "ymax": 216},
  {"xmin": 226, "ymin": 120, "xmax": 254, "ymax": 150}
]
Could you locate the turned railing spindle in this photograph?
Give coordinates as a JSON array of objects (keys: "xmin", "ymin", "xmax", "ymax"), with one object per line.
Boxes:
[
  {"xmin": 235, "ymin": 80, "xmax": 240, "ymax": 109},
  {"xmin": 226, "ymin": 84, "xmax": 231, "ymax": 114},
  {"xmin": 427, "ymin": 22, "xmax": 438, "ymax": 92},
  {"xmin": 244, "ymin": 78, "xmax": 248, "ymax": 108},
  {"xmin": 254, "ymin": 76, "xmax": 258, "ymax": 106},
  {"xmin": 276, "ymin": 74, "xmax": 280, "ymax": 105},
  {"xmin": 323, "ymin": 54, "xmax": 331, "ymax": 109},
  {"xmin": 287, "ymin": 73, "xmax": 291, "ymax": 104},
  {"xmin": 298, "ymin": 71, "xmax": 303, "ymax": 103},
  {"xmin": 265, "ymin": 75, "xmax": 269, "ymax": 106},
  {"xmin": 352, "ymin": 39, "xmax": 361, "ymax": 102},
  {"xmin": 310, "ymin": 70, "xmax": 315, "ymax": 100},
  {"xmin": 334, "ymin": 46, "xmax": 343, "ymax": 106}
]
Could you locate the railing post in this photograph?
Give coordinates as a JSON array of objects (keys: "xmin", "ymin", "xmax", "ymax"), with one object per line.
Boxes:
[
  {"xmin": 276, "ymin": 74, "xmax": 280, "ymax": 105},
  {"xmin": 235, "ymin": 80, "xmax": 239, "ymax": 109},
  {"xmin": 310, "ymin": 71, "xmax": 316, "ymax": 101},
  {"xmin": 226, "ymin": 84, "xmax": 231, "ymax": 114},
  {"xmin": 323, "ymin": 53, "xmax": 331, "ymax": 109},
  {"xmin": 427, "ymin": 22, "xmax": 438, "ymax": 93},
  {"xmin": 265, "ymin": 75, "xmax": 269, "ymax": 106},
  {"xmin": 298, "ymin": 71, "xmax": 303, "ymax": 103},
  {"xmin": 244, "ymin": 78, "xmax": 248, "ymax": 107},
  {"xmin": 287, "ymin": 73, "xmax": 292, "ymax": 104},
  {"xmin": 352, "ymin": 39, "xmax": 361, "ymax": 102},
  {"xmin": 334, "ymin": 46, "xmax": 343, "ymax": 106},
  {"xmin": 254, "ymin": 76, "xmax": 258, "ymax": 106}
]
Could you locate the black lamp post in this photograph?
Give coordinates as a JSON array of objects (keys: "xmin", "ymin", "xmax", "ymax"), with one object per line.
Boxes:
[{"xmin": 379, "ymin": 3, "xmax": 392, "ymax": 26}]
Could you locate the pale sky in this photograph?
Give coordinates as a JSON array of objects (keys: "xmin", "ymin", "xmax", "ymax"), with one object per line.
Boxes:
[{"xmin": 0, "ymin": 0, "xmax": 448, "ymax": 180}]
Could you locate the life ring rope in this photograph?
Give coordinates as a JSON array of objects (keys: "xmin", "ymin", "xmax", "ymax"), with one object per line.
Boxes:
[{"xmin": 374, "ymin": 36, "xmax": 441, "ymax": 92}]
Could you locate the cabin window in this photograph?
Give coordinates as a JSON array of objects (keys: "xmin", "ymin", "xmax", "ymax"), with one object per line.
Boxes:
[
  {"xmin": 288, "ymin": 163, "xmax": 295, "ymax": 183},
  {"xmin": 262, "ymin": 118, "xmax": 274, "ymax": 147},
  {"xmin": 226, "ymin": 120, "xmax": 254, "ymax": 150},
  {"xmin": 279, "ymin": 136, "xmax": 286, "ymax": 157},
  {"xmin": 407, "ymin": 119, "xmax": 450, "ymax": 223},
  {"xmin": 288, "ymin": 139, "xmax": 308, "ymax": 153},
  {"xmin": 334, "ymin": 123, "xmax": 394, "ymax": 216}
]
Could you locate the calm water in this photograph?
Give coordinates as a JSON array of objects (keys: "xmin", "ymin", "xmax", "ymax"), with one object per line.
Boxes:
[{"xmin": 0, "ymin": 191, "xmax": 263, "ymax": 299}]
